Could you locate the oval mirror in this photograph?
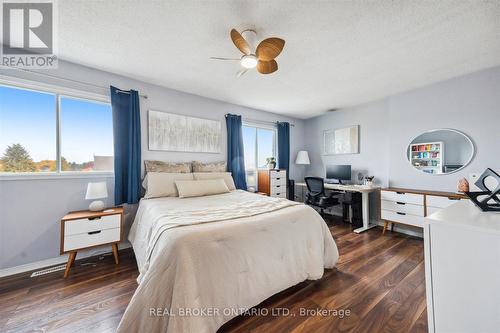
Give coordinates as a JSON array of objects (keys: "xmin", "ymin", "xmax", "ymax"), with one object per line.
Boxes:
[{"xmin": 407, "ymin": 129, "xmax": 474, "ymax": 175}]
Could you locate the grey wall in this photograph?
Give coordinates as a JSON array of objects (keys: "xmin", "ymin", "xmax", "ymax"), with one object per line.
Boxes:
[
  {"xmin": 0, "ymin": 61, "xmax": 306, "ymax": 270},
  {"xmin": 304, "ymin": 100, "xmax": 391, "ymax": 187},
  {"xmin": 304, "ymin": 66, "xmax": 500, "ymax": 221}
]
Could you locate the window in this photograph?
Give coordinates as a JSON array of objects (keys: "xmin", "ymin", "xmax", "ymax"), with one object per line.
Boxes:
[
  {"xmin": 0, "ymin": 84, "xmax": 113, "ymax": 174},
  {"xmin": 0, "ymin": 86, "xmax": 56, "ymax": 172},
  {"xmin": 242, "ymin": 123, "xmax": 277, "ymax": 191},
  {"xmin": 60, "ymin": 97, "xmax": 113, "ymax": 171}
]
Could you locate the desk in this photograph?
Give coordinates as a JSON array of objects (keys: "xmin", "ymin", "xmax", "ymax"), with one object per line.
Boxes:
[{"xmin": 296, "ymin": 182, "xmax": 380, "ymax": 233}]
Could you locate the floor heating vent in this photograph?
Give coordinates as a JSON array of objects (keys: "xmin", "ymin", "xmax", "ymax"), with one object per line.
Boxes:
[{"xmin": 30, "ymin": 264, "xmax": 66, "ymax": 277}]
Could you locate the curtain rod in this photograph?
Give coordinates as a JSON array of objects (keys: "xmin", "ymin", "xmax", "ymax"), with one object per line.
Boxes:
[
  {"xmin": 9, "ymin": 68, "xmax": 148, "ymax": 99},
  {"xmin": 243, "ymin": 117, "xmax": 295, "ymax": 127}
]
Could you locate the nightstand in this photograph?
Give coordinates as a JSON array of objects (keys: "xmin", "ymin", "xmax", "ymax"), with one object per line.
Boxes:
[{"xmin": 60, "ymin": 207, "xmax": 123, "ymax": 278}]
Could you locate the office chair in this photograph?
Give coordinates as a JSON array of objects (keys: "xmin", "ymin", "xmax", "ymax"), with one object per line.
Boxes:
[{"xmin": 304, "ymin": 177, "xmax": 340, "ymax": 217}]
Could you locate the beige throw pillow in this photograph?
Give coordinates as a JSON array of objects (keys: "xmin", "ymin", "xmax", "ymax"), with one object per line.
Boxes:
[
  {"xmin": 144, "ymin": 160, "xmax": 192, "ymax": 173},
  {"xmin": 193, "ymin": 172, "xmax": 236, "ymax": 191},
  {"xmin": 144, "ymin": 172, "xmax": 194, "ymax": 199},
  {"xmin": 175, "ymin": 179, "xmax": 229, "ymax": 198},
  {"xmin": 192, "ymin": 161, "xmax": 227, "ymax": 172}
]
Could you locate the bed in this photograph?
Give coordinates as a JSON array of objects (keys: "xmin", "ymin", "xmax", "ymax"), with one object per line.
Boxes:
[{"xmin": 117, "ymin": 190, "xmax": 338, "ymax": 333}]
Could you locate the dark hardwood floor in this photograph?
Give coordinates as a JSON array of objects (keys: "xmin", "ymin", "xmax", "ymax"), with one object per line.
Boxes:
[{"xmin": 0, "ymin": 218, "xmax": 427, "ymax": 333}]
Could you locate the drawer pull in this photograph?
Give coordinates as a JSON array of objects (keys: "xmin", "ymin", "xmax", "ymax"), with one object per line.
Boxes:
[
  {"xmin": 88, "ymin": 230, "xmax": 102, "ymax": 235},
  {"xmin": 276, "ymin": 193, "xmax": 280, "ymax": 196},
  {"xmin": 276, "ymin": 178, "xmax": 281, "ymax": 180},
  {"xmin": 88, "ymin": 216, "xmax": 101, "ymax": 221},
  {"xmin": 276, "ymin": 185, "xmax": 280, "ymax": 188},
  {"xmin": 396, "ymin": 201, "xmax": 406, "ymax": 205},
  {"xmin": 448, "ymin": 197, "xmax": 460, "ymax": 201},
  {"xmin": 396, "ymin": 212, "xmax": 406, "ymax": 216},
  {"xmin": 396, "ymin": 192, "xmax": 405, "ymax": 195}
]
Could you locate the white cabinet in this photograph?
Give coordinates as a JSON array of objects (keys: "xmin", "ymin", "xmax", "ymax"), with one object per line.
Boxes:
[
  {"xmin": 380, "ymin": 188, "xmax": 466, "ymax": 233},
  {"xmin": 424, "ymin": 201, "xmax": 500, "ymax": 333},
  {"xmin": 381, "ymin": 189, "xmax": 425, "ymax": 231},
  {"xmin": 258, "ymin": 169, "xmax": 288, "ymax": 198}
]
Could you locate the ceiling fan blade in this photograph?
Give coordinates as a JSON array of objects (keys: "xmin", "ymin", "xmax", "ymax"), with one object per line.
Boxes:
[
  {"xmin": 230, "ymin": 29, "xmax": 251, "ymax": 55},
  {"xmin": 210, "ymin": 57, "xmax": 240, "ymax": 61},
  {"xmin": 256, "ymin": 38, "xmax": 285, "ymax": 61},
  {"xmin": 257, "ymin": 60, "xmax": 278, "ymax": 74},
  {"xmin": 236, "ymin": 69, "xmax": 248, "ymax": 78}
]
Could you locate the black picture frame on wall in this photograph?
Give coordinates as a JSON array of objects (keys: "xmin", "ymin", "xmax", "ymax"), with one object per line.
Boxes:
[{"xmin": 465, "ymin": 168, "xmax": 500, "ymax": 212}]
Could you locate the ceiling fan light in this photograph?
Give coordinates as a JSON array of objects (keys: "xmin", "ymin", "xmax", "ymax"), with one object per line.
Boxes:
[{"xmin": 241, "ymin": 55, "xmax": 257, "ymax": 69}]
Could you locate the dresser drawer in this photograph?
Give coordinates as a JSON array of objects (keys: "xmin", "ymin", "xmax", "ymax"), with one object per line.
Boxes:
[
  {"xmin": 270, "ymin": 186, "xmax": 286, "ymax": 198},
  {"xmin": 427, "ymin": 206, "xmax": 441, "ymax": 216},
  {"xmin": 426, "ymin": 195, "xmax": 462, "ymax": 209},
  {"xmin": 381, "ymin": 200, "xmax": 424, "ymax": 216},
  {"xmin": 64, "ymin": 214, "xmax": 121, "ymax": 236},
  {"xmin": 381, "ymin": 209, "xmax": 424, "ymax": 228},
  {"xmin": 271, "ymin": 177, "xmax": 287, "ymax": 186},
  {"xmin": 381, "ymin": 190, "xmax": 424, "ymax": 205},
  {"xmin": 270, "ymin": 170, "xmax": 287, "ymax": 179},
  {"xmin": 63, "ymin": 227, "xmax": 121, "ymax": 252},
  {"xmin": 271, "ymin": 192, "xmax": 287, "ymax": 198}
]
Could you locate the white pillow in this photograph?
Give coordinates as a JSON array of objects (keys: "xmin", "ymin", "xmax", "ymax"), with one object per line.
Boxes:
[
  {"xmin": 144, "ymin": 172, "xmax": 194, "ymax": 199},
  {"xmin": 175, "ymin": 179, "xmax": 229, "ymax": 198},
  {"xmin": 193, "ymin": 172, "xmax": 236, "ymax": 191}
]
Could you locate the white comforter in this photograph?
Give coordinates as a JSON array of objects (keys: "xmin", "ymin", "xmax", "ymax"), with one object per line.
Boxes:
[{"xmin": 117, "ymin": 190, "xmax": 338, "ymax": 333}]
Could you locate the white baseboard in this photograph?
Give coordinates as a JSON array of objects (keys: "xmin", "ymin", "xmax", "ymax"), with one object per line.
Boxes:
[{"xmin": 0, "ymin": 242, "xmax": 132, "ymax": 278}]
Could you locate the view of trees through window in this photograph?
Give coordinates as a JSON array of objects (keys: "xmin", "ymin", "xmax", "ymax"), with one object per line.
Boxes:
[
  {"xmin": 0, "ymin": 85, "xmax": 113, "ymax": 173},
  {"xmin": 242, "ymin": 124, "xmax": 276, "ymax": 191}
]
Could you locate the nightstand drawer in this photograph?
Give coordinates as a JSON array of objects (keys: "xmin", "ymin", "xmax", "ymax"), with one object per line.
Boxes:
[
  {"xmin": 64, "ymin": 227, "xmax": 121, "ymax": 252},
  {"xmin": 65, "ymin": 214, "xmax": 120, "ymax": 236}
]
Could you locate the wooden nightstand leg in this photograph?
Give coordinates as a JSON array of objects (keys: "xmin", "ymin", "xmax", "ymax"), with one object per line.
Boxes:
[
  {"xmin": 391, "ymin": 222, "xmax": 395, "ymax": 232},
  {"xmin": 64, "ymin": 251, "xmax": 77, "ymax": 278},
  {"xmin": 112, "ymin": 243, "xmax": 119, "ymax": 264},
  {"xmin": 382, "ymin": 221, "xmax": 389, "ymax": 235}
]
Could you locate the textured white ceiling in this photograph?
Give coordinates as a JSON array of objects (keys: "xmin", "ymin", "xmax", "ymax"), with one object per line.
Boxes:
[{"xmin": 58, "ymin": 1, "xmax": 500, "ymax": 119}]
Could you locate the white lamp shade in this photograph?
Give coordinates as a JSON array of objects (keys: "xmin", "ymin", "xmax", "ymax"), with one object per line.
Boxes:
[
  {"xmin": 85, "ymin": 182, "xmax": 108, "ymax": 200},
  {"xmin": 295, "ymin": 151, "xmax": 310, "ymax": 165}
]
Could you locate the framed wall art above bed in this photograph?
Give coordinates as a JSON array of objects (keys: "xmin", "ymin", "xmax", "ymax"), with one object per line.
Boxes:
[{"xmin": 148, "ymin": 110, "xmax": 222, "ymax": 153}]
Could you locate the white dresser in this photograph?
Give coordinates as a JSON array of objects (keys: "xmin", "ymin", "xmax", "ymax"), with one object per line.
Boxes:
[
  {"xmin": 380, "ymin": 188, "xmax": 465, "ymax": 233},
  {"xmin": 424, "ymin": 201, "xmax": 500, "ymax": 333},
  {"xmin": 258, "ymin": 169, "xmax": 287, "ymax": 198}
]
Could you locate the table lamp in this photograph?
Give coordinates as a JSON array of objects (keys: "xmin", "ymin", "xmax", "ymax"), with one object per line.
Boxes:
[{"xmin": 85, "ymin": 182, "xmax": 108, "ymax": 211}]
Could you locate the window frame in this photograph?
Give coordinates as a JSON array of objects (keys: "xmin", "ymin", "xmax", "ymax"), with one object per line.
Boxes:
[
  {"xmin": 0, "ymin": 77, "xmax": 113, "ymax": 180},
  {"xmin": 242, "ymin": 121, "xmax": 278, "ymax": 190}
]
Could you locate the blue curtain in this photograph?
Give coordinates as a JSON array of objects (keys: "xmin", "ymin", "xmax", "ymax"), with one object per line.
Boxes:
[
  {"xmin": 226, "ymin": 114, "xmax": 247, "ymax": 190},
  {"xmin": 110, "ymin": 86, "xmax": 141, "ymax": 205},
  {"xmin": 277, "ymin": 122, "xmax": 290, "ymax": 172}
]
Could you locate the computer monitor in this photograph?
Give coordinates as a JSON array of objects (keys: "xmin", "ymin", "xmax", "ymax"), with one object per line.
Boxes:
[{"xmin": 326, "ymin": 165, "xmax": 351, "ymax": 184}]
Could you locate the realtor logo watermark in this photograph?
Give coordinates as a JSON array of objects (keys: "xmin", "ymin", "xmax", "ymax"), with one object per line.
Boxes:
[{"xmin": 1, "ymin": 0, "xmax": 58, "ymax": 68}]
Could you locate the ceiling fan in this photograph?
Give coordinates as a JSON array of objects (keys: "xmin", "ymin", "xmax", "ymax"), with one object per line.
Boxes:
[{"xmin": 211, "ymin": 29, "xmax": 285, "ymax": 77}]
